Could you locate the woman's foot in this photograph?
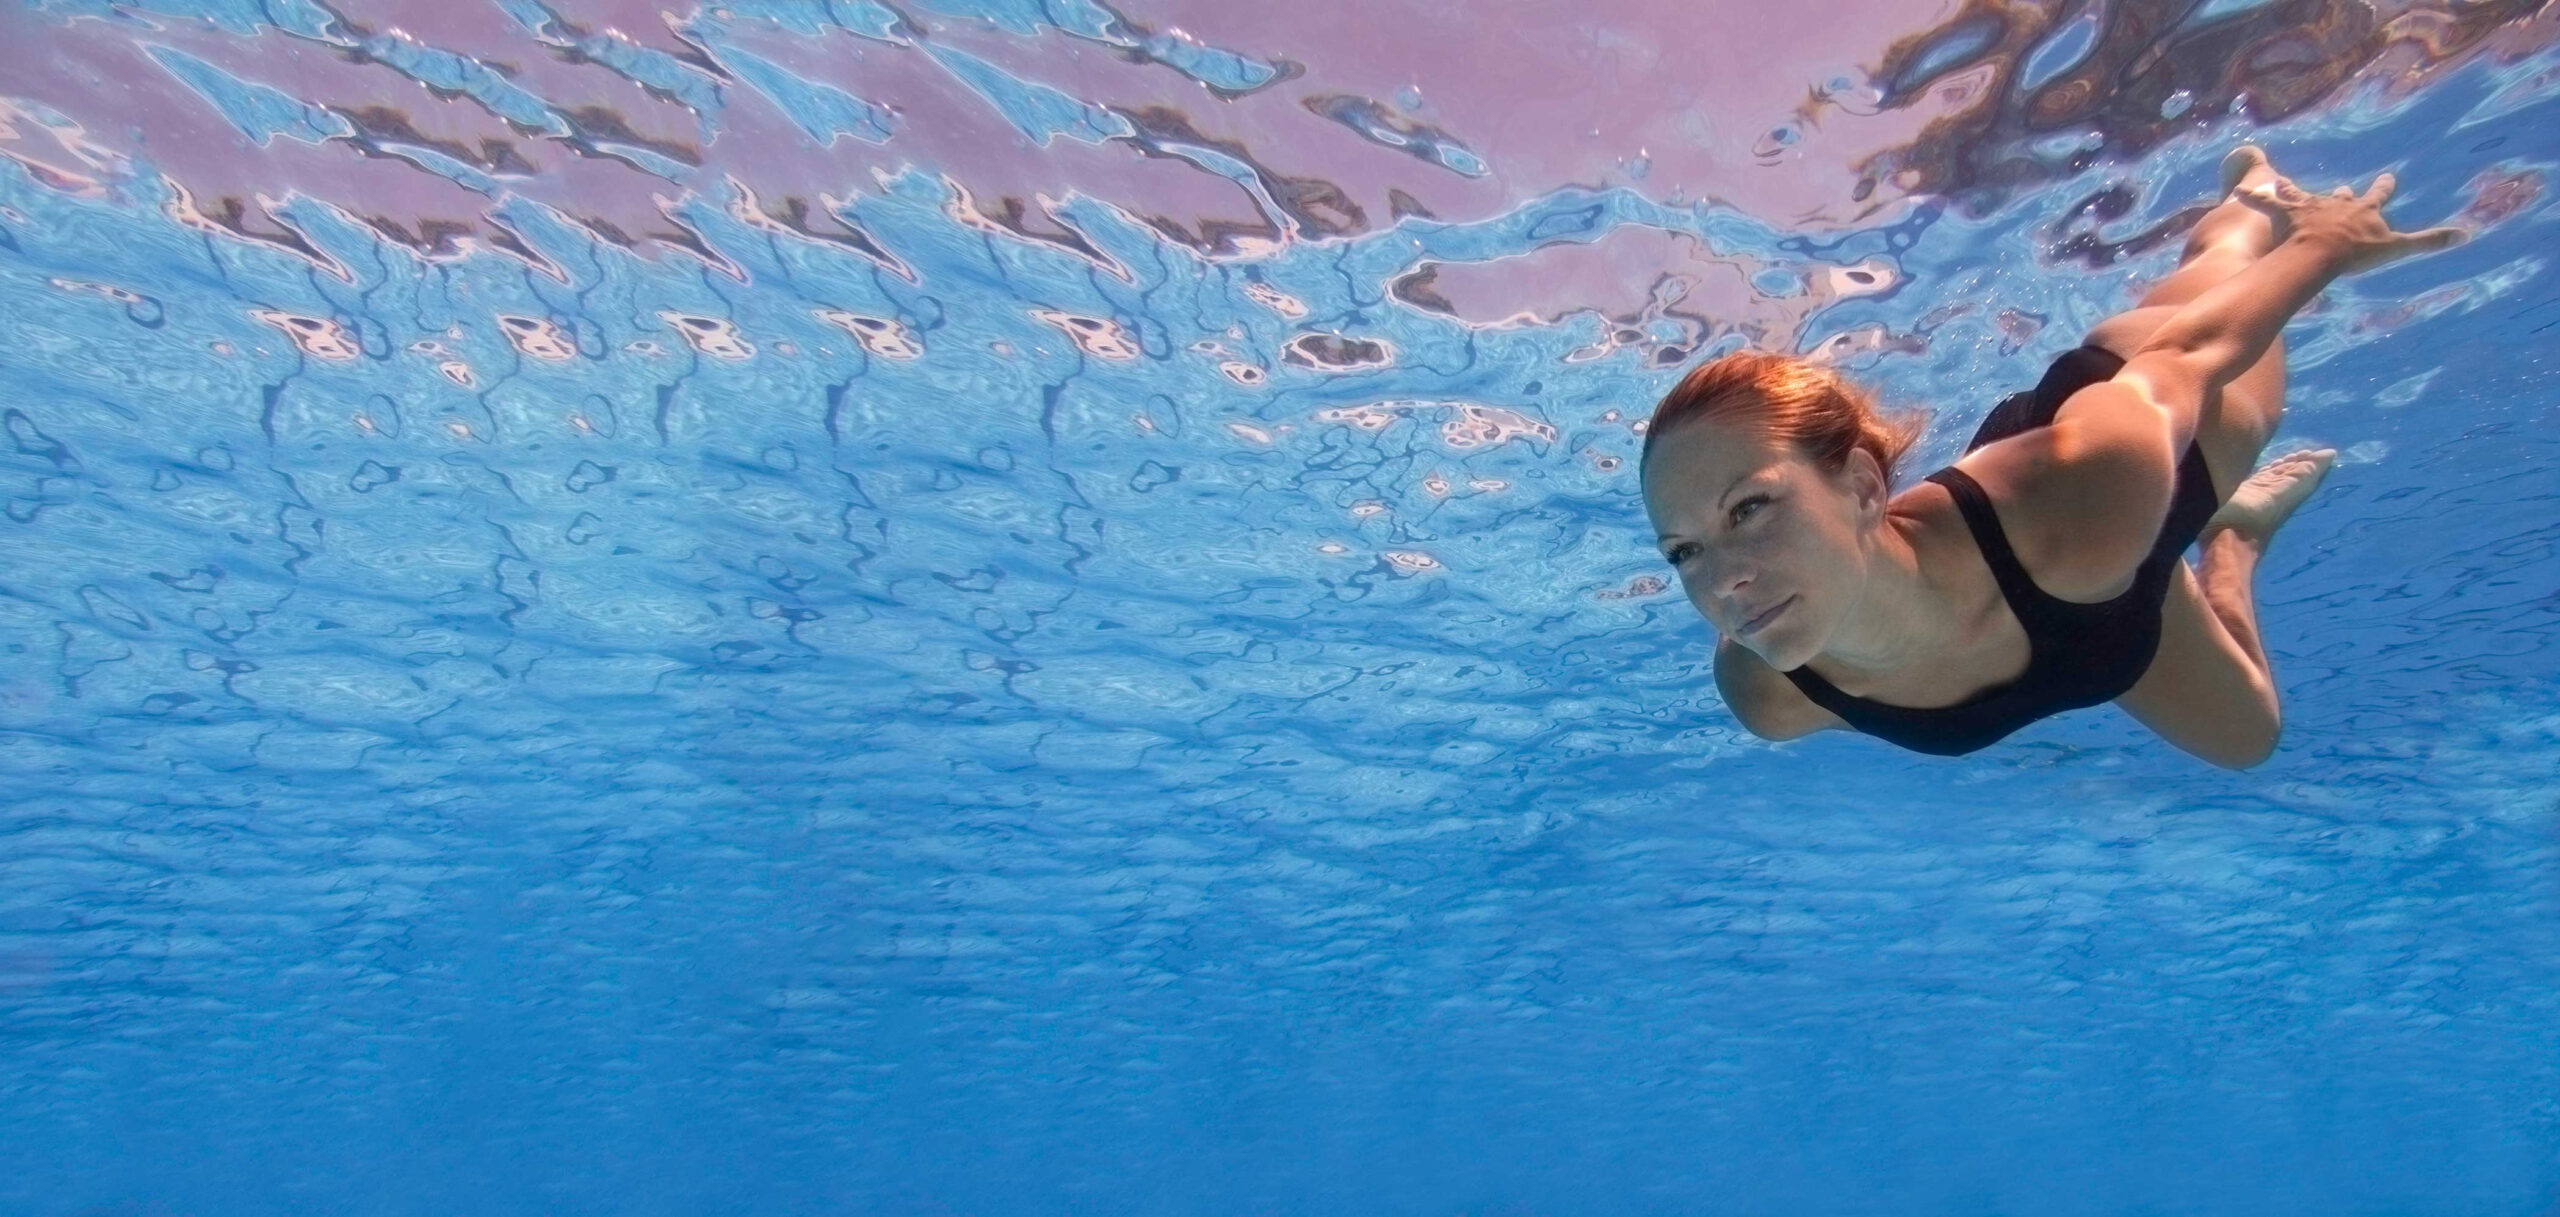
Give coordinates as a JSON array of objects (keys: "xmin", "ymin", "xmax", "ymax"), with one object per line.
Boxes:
[{"xmin": 2204, "ymin": 447, "xmax": 2336, "ymax": 547}]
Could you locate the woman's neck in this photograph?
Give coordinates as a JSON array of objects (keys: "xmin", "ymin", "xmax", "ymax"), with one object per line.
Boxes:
[{"xmin": 1809, "ymin": 504, "xmax": 1993, "ymax": 685}]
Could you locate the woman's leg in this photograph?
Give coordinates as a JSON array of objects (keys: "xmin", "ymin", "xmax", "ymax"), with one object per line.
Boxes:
[
  {"xmin": 2195, "ymin": 443, "xmax": 2334, "ymax": 653},
  {"xmin": 2117, "ymin": 561, "xmax": 2281, "ymax": 768},
  {"xmin": 2131, "ymin": 146, "xmax": 2293, "ymax": 311},
  {"xmin": 2081, "ymin": 146, "xmax": 2293, "ymax": 479},
  {"xmin": 2099, "ymin": 148, "xmax": 2330, "ymax": 762},
  {"xmin": 2117, "ymin": 448, "xmax": 2335, "ymax": 767}
]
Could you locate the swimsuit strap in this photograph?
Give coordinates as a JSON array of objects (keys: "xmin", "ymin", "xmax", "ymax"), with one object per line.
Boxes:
[{"xmin": 1922, "ymin": 466, "xmax": 2068, "ymax": 632}]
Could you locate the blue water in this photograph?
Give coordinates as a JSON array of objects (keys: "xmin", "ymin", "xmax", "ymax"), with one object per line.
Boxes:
[{"xmin": 1, "ymin": 3, "xmax": 2557, "ymax": 1215}]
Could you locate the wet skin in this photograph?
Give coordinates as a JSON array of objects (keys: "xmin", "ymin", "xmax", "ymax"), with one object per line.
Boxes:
[{"xmin": 1641, "ymin": 417, "xmax": 1925, "ymax": 680}]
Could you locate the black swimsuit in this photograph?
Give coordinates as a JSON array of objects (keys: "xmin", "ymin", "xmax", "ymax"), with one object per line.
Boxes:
[{"xmin": 1779, "ymin": 346, "xmax": 2224, "ymax": 756}]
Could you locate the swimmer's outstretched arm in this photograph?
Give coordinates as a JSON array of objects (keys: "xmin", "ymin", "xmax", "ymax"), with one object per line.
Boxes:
[
  {"xmin": 2111, "ymin": 172, "xmax": 2465, "ymax": 450},
  {"xmin": 2036, "ymin": 172, "xmax": 2463, "ymax": 572}
]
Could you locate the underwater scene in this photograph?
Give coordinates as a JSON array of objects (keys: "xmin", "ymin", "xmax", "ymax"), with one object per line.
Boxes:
[{"xmin": 0, "ymin": 0, "xmax": 2556, "ymax": 1213}]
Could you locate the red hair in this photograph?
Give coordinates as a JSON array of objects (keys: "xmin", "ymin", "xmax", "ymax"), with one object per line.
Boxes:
[{"xmin": 1642, "ymin": 350, "xmax": 1928, "ymax": 484}]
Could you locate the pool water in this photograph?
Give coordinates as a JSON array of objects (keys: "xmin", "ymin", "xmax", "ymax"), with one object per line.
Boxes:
[{"xmin": 1, "ymin": 2, "xmax": 2556, "ymax": 1214}]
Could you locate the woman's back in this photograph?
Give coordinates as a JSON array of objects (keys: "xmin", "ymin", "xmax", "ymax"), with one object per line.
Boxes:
[{"xmin": 1773, "ymin": 346, "xmax": 2225, "ymax": 755}]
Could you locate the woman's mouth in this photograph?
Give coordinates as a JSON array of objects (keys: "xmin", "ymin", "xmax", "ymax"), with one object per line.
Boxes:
[{"xmin": 1738, "ymin": 596, "xmax": 1794, "ymax": 636}]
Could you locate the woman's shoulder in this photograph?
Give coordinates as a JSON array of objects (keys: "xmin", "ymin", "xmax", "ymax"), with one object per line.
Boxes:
[
  {"xmin": 1933, "ymin": 408, "xmax": 2159, "ymax": 604},
  {"xmin": 1713, "ymin": 636, "xmax": 1840, "ymax": 741}
]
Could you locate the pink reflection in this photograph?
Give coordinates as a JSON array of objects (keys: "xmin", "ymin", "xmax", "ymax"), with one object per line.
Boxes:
[
  {"xmin": 0, "ymin": 0, "xmax": 2546, "ymax": 312},
  {"xmin": 2456, "ymin": 163, "xmax": 2544, "ymax": 229},
  {"xmin": 1407, "ymin": 227, "xmax": 1897, "ymax": 359}
]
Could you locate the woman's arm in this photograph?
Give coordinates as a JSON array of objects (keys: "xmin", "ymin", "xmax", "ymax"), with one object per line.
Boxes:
[
  {"xmin": 2012, "ymin": 172, "xmax": 2467, "ymax": 587},
  {"xmin": 2107, "ymin": 236, "xmax": 2339, "ymax": 448},
  {"xmin": 2103, "ymin": 172, "xmax": 2466, "ymax": 451}
]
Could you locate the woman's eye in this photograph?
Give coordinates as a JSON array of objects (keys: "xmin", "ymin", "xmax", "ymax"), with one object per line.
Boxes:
[
  {"xmin": 1730, "ymin": 496, "xmax": 1768, "ymax": 526},
  {"xmin": 1665, "ymin": 543, "xmax": 1697, "ymax": 565}
]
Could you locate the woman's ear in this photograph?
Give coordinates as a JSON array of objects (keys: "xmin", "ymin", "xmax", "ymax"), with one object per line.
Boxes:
[{"xmin": 1843, "ymin": 447, "xmax": 1891, "ymax": 523}]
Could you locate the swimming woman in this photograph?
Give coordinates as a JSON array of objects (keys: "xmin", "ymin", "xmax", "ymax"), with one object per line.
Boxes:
[{"xmin": 1640, "ymin": 147, "xmax": 2467, "ymax": 766}]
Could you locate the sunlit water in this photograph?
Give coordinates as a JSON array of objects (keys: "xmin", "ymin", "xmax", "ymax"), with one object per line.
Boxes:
[{"xmin": 1, "ymin": 2, "xmax": 2557, "ymax": 1215}]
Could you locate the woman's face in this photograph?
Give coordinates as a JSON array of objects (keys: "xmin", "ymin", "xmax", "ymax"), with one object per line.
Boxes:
[{"xmin": 1639, "ymin": 415, "xmax": 1888, "ymax": 669}]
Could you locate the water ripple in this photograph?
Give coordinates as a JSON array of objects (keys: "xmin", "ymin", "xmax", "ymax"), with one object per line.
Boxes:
[{"xmin": 0, "ymin": 4, "xmax": 2556, "ymax": 1216}]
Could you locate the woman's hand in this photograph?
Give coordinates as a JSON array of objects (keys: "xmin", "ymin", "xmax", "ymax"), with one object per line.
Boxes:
[{"xmin": 2236, "ymin": 170, "xmax": 2468, "ymax": 276}]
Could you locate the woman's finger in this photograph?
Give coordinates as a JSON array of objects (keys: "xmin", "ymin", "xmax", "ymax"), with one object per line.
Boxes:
[
  {"xmin": 2396, "ymin": 224, "xmax": 2469, "ymax": 252},
  {"xmin": 2363, "ymin": 171, "xmax": 2397, "ymax": 207},
  {"xmin": 2331, "ymin": 184, "xmax": 2355, "ymax": 200}
]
